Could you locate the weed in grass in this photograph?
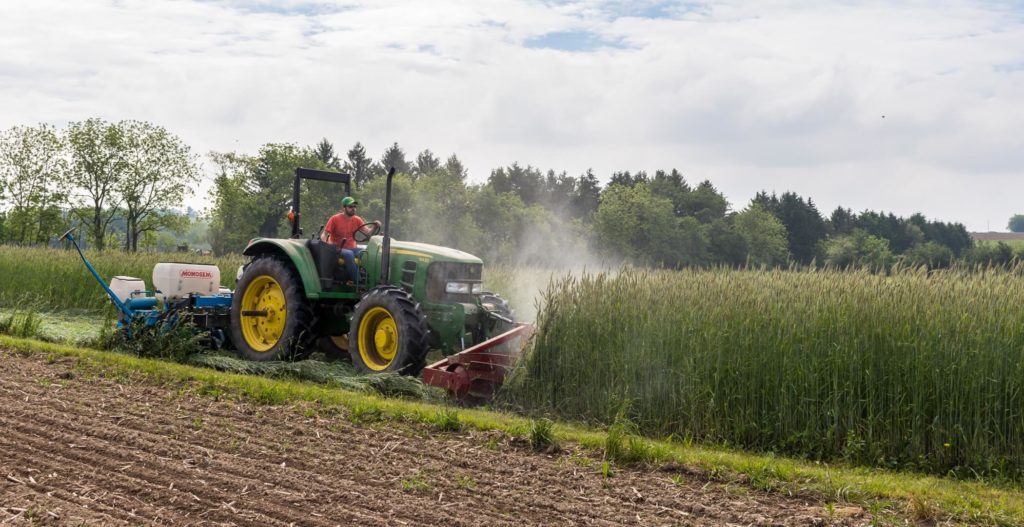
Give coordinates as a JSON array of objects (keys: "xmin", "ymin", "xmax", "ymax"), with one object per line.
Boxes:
[
  {"xmin": 484, "ymin": 436, "xmax": 501, "ymax": 450},
  {"xmin": 191, "ymin": 417, "xmax": 204, "ymax": 431},
  {"xmin": 432, "ymin": 408, "xmax": 462, "ymax": 432},
  {"xmin": 349, "ymin": 404, "xmax": 383, "ymax": 424},
  {"xmin": 908, "ymin": 493, "xmax": 936, "ymax": 523},
  {"xmin": 669, "ymin": 474, "xmax": 685, "ymax": 487},
  {"xmin": 455, "ymin": 474, "xmax": 476, "ymax": 490},
  {"xmin": 529, "ymin": 417, "xmax": 556, "ymax": 452},
  {"xmin": 601, "ymin": 460, "xmax": 613, "ymax": 479},
  {"xmin": 570, "ymin": 453, "xmax": 592, "ymax": 468},
  {"xmin": 401, "ymin": 474, "xmax": 430, "ymax": 493}
]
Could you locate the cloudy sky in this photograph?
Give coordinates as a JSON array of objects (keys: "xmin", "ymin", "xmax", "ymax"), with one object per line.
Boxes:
[{"xmin": 1, "ymin": 0, "xmax": 1022, "ymax": 231}]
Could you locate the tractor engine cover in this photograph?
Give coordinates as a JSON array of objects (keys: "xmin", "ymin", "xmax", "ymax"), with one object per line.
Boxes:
[{"xmin": 153, "ymin": 263, "xmax": 221, "ymax": 301}]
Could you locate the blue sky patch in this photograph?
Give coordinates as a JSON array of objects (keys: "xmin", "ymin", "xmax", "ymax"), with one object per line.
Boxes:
[
  {"xmin": 524, "ymin": 30, "xmax": 628, "ymax": 52},
  {"xmin": 217, "ymin": 1, "xmax": 350, "ymax": 17}
]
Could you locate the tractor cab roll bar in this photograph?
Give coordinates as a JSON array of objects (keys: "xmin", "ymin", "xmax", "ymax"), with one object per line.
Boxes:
[{"xmin": 290, "ymin": 168, "xmax": 353, "ymax": 238}]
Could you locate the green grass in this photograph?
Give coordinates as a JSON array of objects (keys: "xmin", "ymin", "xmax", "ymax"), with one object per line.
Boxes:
[
  {"xmin": 3, "ymin": 335, "xmax": 1023, "ymax": 525},
  {"xmin": 0, "ymin": 245, "xmax": 246, "ymax": 312},
  {"xmin": 503, "ymin": 266, "xmax": 1024, "ymax": 481}
]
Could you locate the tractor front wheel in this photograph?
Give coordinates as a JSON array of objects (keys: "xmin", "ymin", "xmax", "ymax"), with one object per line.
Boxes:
[
  {"xmin": 230, "ymin": 257, "xmax": 314, "ymax": 361},
  {"xmin": 349, "ymin": 287, "xmax": 430, "ymax": 375}
]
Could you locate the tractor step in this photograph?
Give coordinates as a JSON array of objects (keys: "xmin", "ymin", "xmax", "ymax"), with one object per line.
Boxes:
[{"xmin": 421, "ymin": 323, "xmax": 534, "ymax": 404}]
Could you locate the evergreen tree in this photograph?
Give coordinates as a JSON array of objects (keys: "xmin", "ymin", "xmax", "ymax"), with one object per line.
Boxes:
[
  {"xmin": 314, "ymin": 138, "xmax": 340, "ymax": 169},
  {"xmin": 379, "ymin": 142, "xmax": 411, "ymax": 175},
  {"xmin": 443, "ymin": 154, "xmax": 467, "ymax": 181},
  {"xmin": 344, "ymin": 142, "xmax": 374, "ymax": 187},
  {"xmin": 570, "ymin": 169, "xmax": 601, "ymax": 220},
  {"xmin": 413, "ymin": 149, "xmax": 441, "ymax": 178}
]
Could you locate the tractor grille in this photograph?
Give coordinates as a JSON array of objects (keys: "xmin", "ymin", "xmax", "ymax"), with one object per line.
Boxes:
[{"xmin": 426, "ymin": 262, "xmax": 483, "ymax": 303}]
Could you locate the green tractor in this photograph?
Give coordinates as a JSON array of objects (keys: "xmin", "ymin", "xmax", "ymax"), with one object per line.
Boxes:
[{"xmin": 230, "ymin": 167, "xmax": 513, "ymax": 377}]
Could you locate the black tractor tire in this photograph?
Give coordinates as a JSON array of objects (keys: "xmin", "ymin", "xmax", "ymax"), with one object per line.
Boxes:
[
  {"xmin": 230, "ymin": 257, "xmax": 315, "ymax": 361},
  {"xmin": 317, "ymin": 334, "xmax": 351, "ymax": 362},
  {"xmin": 349, "ymin": 286, "xmax": 430, "ymax": 376}
]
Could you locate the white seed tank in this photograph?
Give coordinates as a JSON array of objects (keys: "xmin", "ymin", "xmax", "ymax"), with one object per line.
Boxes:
[
  {"xmin": 152, "ymin": 263, "xmax": 221, "ymax": 301},
  {"xmin": 109, "ymin": 276, "xmax": 146, "ymax": 303}
]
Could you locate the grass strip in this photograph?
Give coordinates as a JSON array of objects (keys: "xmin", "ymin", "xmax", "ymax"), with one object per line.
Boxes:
[{"xmin": 2, "ymin": 334, "xmax": 1021, "ymax": 526}]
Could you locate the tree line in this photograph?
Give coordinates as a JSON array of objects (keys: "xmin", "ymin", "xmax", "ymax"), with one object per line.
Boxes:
[
  {"xmin": 0, "ymin": 119, "xmax": 199, "ymax": 250},
  {"xmin": 1, "ymin": 119, "xmax": 1018, "ymax": 270}
]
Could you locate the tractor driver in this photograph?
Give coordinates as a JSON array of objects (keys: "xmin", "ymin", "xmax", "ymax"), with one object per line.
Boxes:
[{"xmin": 320, "ymin": 196, "xmax": 381, "ymax": 285}]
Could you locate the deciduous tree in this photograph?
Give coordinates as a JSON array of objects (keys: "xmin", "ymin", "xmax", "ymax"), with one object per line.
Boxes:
[
  {"xmin": 65, "ymin": 118, "xmax": 125, "ymax": 250},
  {"xmin": 0, "ymin": 124, "xmax": 67, "ymax": 244},
  {"xmin": 117, "ymin": 120, "xmax": 200, "ymax": 251}
]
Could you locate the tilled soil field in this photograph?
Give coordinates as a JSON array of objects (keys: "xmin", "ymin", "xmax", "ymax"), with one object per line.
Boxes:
[{"xmin": 0, "ymin": 349, "xmax": 874, "ymax": 526}]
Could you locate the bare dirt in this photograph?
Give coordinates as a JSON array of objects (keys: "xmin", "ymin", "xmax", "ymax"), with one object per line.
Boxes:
[{"xmin": 0, "ymin": 349, "xmax": 877, "ymax": 526}]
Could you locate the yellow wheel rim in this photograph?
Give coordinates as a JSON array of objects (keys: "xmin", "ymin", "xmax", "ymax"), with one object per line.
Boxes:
[
  {"xmin": 358, "ymin": 307, "xmax": 398, "ymax": 371},
  {"xmin": 240, "ymin": 275, "xmax": 286, "ymax": 353},
  {"xmin": 329, "ymin": 334, "xmax": 349, "ymax": 351}
]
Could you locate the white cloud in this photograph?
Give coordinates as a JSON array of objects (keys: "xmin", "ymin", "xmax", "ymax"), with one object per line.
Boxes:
[{"xmin": 0, "ymin": 0, "xmax": 1021, "ymax": 230}]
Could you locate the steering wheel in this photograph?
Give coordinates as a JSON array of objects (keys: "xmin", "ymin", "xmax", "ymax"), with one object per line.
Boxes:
[{"xmin": 353, "ymin": 222, "xmax": 381, "ymax": 243}]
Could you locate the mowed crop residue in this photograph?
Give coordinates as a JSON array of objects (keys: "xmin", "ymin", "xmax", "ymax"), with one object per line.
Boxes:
[{"xmin": 503, "ymin": 265, "xmax": 1024, "ymax": 480}]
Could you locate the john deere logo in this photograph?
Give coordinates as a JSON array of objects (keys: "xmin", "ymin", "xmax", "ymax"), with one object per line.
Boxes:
[{"xmin": 180, "ymin": 270, "xmax": 214, "ymax": 279}]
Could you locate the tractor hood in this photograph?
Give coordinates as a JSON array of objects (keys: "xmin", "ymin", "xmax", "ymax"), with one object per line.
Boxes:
[{"xmin": 377, "ymin": 238, "xmax": 483, "ymax": 264}]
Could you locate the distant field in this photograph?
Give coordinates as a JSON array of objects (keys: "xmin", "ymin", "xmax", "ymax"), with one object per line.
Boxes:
[{"xmin": 975, "ymin": 238, "xmax": 1024, "ymax": 250}]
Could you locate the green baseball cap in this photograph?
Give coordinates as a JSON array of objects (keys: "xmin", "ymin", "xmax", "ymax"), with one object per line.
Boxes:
[{"xmin": 341, "ymin": 196, "xmax": 358, "ymax": 207}]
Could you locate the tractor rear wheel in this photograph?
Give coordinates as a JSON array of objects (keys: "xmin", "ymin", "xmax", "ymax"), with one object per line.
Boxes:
[
  {"xmin": 349, "ymin": 286, "xmax": 430, "ymax": 375},
  {"xmin": 230, "ymin": 257, "xmax": 314, "ymax": 361}
]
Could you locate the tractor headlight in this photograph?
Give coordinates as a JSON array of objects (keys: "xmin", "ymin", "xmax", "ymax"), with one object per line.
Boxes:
[
  {"xmin": 445, "ymin": 282, "xmax": 471, "ymax": 294},
  {"xmin": 472, "ymin": 283, "xmax": 483, "ymax": 294}
]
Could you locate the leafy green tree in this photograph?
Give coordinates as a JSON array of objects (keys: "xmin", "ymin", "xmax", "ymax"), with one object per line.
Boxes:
[
  {"xmin": 1008, "ymin": 215, "xmax": 1024, "ymax": 233},
  {"xmin": 0, "ymin": 123, "xmax": 67, "ymax": 244},
  {"xmin": 707, "ymin": 217, "xmax": 748, "ymax": 266},
  {"xmin": 733, "ymin": 203, "xmax": 789, "ymax": 266},
  {"xmin": 901, "ymin": 241, "xmax": 954, "ymax": 269},
  {"xmin": 116, "ymin": 120, "xmax": 200, "ymax": 251},
  {"xmin": 65, "ymin": 118, "xmax": 125, "ymax": 250},
  {"xmin": 344, "ymin": 142, "xmax": 375, "ymax": 187},
  {"xmin": 823, "ymin": 229, "xmax": 893, "ymax": 269},
  {"xmin": 593, "ymin": 183, "xmax": 703, "ymax": 266},
  {"xmin": 648, "ymin": 169, "xmax": 690, "ymax": 215},
  {"xmin": 676, "ymin": 180, "xmax": 728, "ymax": 223},
  {"xmin": 207, "ymin": 143, "xmax": 323, "ymax": 254},
  {"xmin": 964, "ymin": 241, "xmax": 1015, "ymax": 267},
  {"xmin": 852, "ymin": 211, "xmax": 920, "ymax": 254}
]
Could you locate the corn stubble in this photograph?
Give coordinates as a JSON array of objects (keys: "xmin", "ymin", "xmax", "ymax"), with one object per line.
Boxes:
[{"xmin": 503, "ymin": 266, "xmax": 1024, "ymax": 479}]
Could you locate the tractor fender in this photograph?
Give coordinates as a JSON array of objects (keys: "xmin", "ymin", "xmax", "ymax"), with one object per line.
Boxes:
[{"xmin": 242, "ymin": 238, "xmax": 323, "ymax": 298}]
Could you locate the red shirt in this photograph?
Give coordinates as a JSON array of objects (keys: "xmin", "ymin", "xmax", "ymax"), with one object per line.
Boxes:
[{"xmin": 324, "ymin": 213, "xmax": 365, "ymax": 250}]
